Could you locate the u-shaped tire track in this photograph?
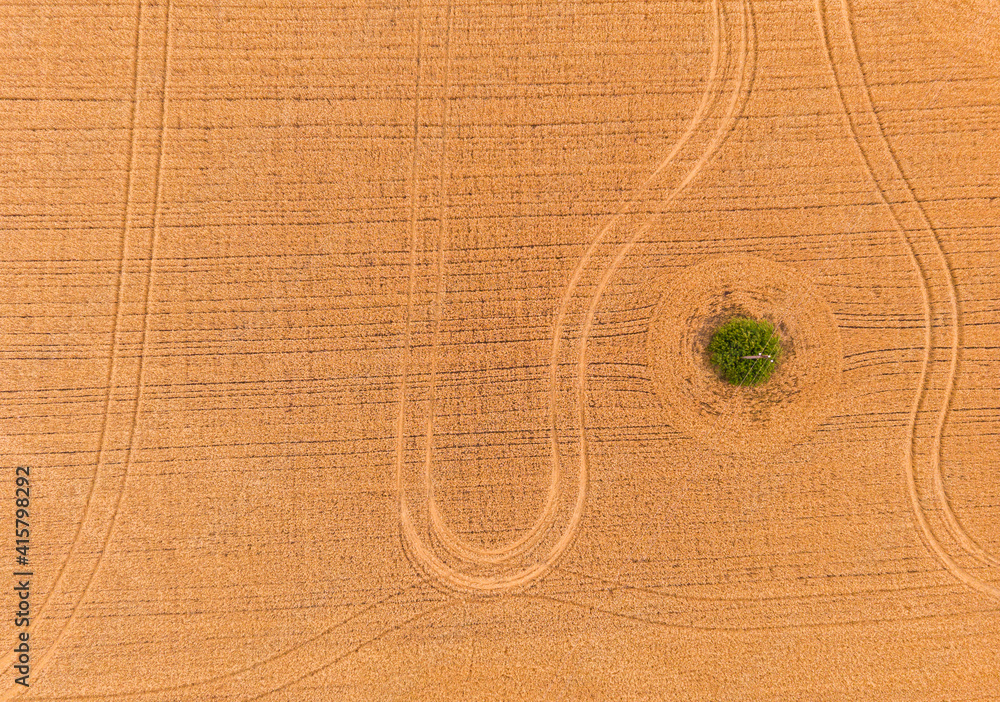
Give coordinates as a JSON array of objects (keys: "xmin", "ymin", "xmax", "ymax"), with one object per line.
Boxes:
[
  {"xmin": 422, "ymin": 0, "xmax": 722, "ymax": 568},
  {"xmin": 396, "ymin": 0, "xmax": 754, "ymax": 594}
]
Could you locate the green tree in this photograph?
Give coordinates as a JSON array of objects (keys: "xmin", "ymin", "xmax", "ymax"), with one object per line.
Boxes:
[{"xmin": 707, "ymin": 317, "xmax": 782, "ymax": 386}]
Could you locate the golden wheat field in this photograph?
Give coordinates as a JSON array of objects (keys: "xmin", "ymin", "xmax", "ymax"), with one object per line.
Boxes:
[{"xmin": 2, "ymin": 0, "xmax": 999, "ymax": 698}]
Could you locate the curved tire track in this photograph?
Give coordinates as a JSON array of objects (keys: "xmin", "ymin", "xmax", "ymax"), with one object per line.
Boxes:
[
  {"xmin": 815, "ymin": 0, "xmax": 1000, "ymax": 599},
  {"xmin": 0, "ymin": 0, "xmax": 158, "ymax": 695},
  {"xmin": 10, "ymin": 3, "xmax": 176, "ymax": 696},
  {"xmin": 397, "ymin": 0, "xmax": 754, "ymax": 594},
  {"xmin": 422, "ymin": 0, "xmax": 723, "ymax": 568}
]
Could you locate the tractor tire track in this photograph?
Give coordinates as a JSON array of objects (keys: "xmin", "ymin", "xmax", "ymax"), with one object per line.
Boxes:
[
  {"xmin": 396, "ymin": 0, "xmax": 752, "ymax": 593},
  {"xmin": 815, "ymin": 0, "xmax": 1000, "ymax": 599}
]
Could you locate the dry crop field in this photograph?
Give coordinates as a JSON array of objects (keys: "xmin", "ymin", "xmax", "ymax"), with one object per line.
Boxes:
[{"xmin": 1, "ymin": 0, "xmax": 999, "ymax": 699}]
